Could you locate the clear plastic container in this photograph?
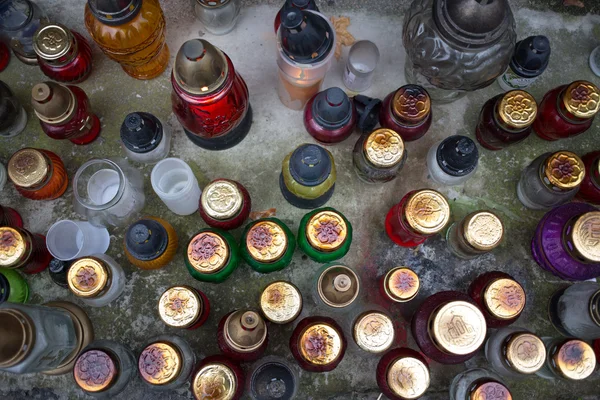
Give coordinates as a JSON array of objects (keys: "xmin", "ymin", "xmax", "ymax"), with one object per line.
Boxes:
[
  {"xmin": 343, "ymin": 40, "xmax": 380, "ymax": 93},
  {"xmin": 194, "ymin": 0, "xmax": 241, "ymax": 35},
  {"xmin": 46, "ymin": 220, "xmax": 110, "ymax": 261},
  {"xmin": 151, "ymin": 158, "xmax": 202, "ymax": 216},
  {"xmin": 550, "ymin": 283, "xmax": 600, "ymax": 340}
]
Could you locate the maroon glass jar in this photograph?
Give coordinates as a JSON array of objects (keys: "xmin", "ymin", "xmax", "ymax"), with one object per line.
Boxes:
[
  {"xmin": 192, "ymin": 355, "xmax": 245, "ymax": 400},
  {"xmin": 157, "ymin": 286, "xmax": 211, "ymax": 330},
  {"xmin": 199, "ymin": 179, "xmax": 251, "ymax": 230},
  {"xmin": 0, "ymin": 206, "xmax": 23, "ymax": 229},
  {"xmin": 379, "ymin": 84, "xmax": 432, "ymax": 142},
  {"xmin": 468, "ymin": 271, "xmax": 526, "ymax": 328},
  {"xmin": 303, "ymin": 87, "xmax": 356, "ymax": 145},
  {"xmin": 0, "ymin": 226, "xmax": 51, "ymax": 274},
  {"xmin": 289, "ymin": 316, "xmax": 346, "ymax": 372},
  {"xmin": 217, "ymin": 310, "xmax": 268, "ymax": 362},
  {"xmin": 0, "ymin": 41, "xmax": 9, "ymax": 72},
  {"xmin": 577, "ymin": 151, "xmax": 600, "ymax": 204},
  {"xmin": 376, "ymin": 347, "xmax": 431, "ymax": 400}
]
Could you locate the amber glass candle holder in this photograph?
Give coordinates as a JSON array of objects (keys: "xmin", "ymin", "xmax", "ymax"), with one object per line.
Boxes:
[
  {"xmin": 240, "ymin": 218, "xmax": 296, "ymax": 273},
  {"xmin": 124, "ymin": 217, "xmax": 178, "ymax": 270},
  {"xmin": 199, "ymin": 179, "xmax": 251, "ymax": 230},
  {"xmin": 289, "ymin": 316, "xmax": 346, "ymax": 372},
  {"xmin": 185, "ymin": 229, "xmax": 241, "ymax": 283},
  {"xmin": 0, "ymin": 226, "xmax": 51, "ymax": 274},
  {"xmin": 376, "ymin": 347, "xmax": 430, "ymax": 400},
  {"xmin": 158, "ymin": 286, "xmax": 210, "ymax": 330},
  {"xmin": 468, "ymin": 271, "xmax": 526, "ymax": 328},
  {"xmin": 379, "ymin": 85, "xmax": 432, "ymax": 142},
  {"xmin": 8, "ymin": 148, "xmax": 68, "ymax": 201},
  {"xmin": 298, "ymin": 207, "xmax": 352, "ymax": 263},
  {"xmin": 217, "ymin": 310, "xmax": 268, "ymax": 362}
]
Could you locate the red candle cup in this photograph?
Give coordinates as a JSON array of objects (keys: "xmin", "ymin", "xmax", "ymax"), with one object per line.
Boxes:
[
  {"xmin": 192, "ymin": 355, "xmax": 245, "ymax": 400},
  {"xmin": 577, "ymin": 151, "xmax": 600, "ymax": 204},
  {"xmin": 0, "ymin": 205, "xmax": 23, "ymax": 229},
  {"xmin": 217, "ymin": 310, "xmax": 268, "ymax": 362},
  {"xmin": 8, "ymin": 148, "xmax": 69, "ymax": 201},
  {"xmin": 199, "ymin": 179, "xmax": 251, "ymax": 230},
  {"xmin": 157, "ymin": 286, "xmax": 211, "ymax": 330},
  {"xmin": 0, "ymin": 226, "xmax": 52, "ymax": 274},
  {"xmin": 379, "ymin": 84, "xmax": 432, "ymax": 142},
  {"xmin": 0, "ymin": 41, "xmax": 10, "ymax": 72},
  {"xmin": 376, "ymin": 347, "xmax": 430, "ymax": 400},
  {"xmin": 303, "ymin": 87, "xmax": 357, "ymax": 145},
  {"xmin": 289, "ymin": 316, "xmax": 346, "ymax": 372},
  {"xmin": 468, "ymin": 271, "xmax": 526, "ymax": 328}
]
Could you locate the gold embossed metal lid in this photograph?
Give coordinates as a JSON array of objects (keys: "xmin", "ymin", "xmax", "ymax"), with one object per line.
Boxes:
[
  {"xmin": 299, "ymin": 322, "xmax": 343, "ymax": 366},
  {"xmin": 193, "ymin": 363, "xmax": 236, "ymax": 400},
  {"xmin": 404, "ymin": 189, "xmax": 450, "ymax": 235},
  {"xmin": 363, "ymin": 128, "xmax": 405, "ymax": 168},
  {"xmin": 246, "ymin": 221, "xmax": 288, "ymax": 263},
  {"xmin": 33, "ymin": 24, "xmax": 74, "ymax": 60},
  {"xmin": 224, "ymin": 310, "xmax": 267, "ymax": 352},
  {"xmin": 553, "ymin": 340, "xmax": 596, "ymax": 380},
  {"xmin": 68, "ymin": 257, "xmax": 109, "ymax": 298},
  {"xmin": 352, "ymin": 312, "xmax": 394, "ymax": 353},
  {"xmin": 317, "ymin": 264, "xmax": 360, "ymax": 308},
  {"xmin": 383, "ymin": 267, "xmax": 420, "ymax": 302},
  {"xmin": 462, "ymin": 211, "xmax": 504, "ymax": 251},
  {"xmin": 431, "ymin": 301, "xmax": 486, "ymax": 355},
  {"xmin": 306, "ymin": 210, "xmax": 348, "ymax": 252},
  {"xmin": 498, "ymin": 90, "xmax": 537, "ymax": 129},
  {"xmin": 187, "ymin": 231, "xmax": 229, "ymax": 274},
  {"xmin": 387, "ymin": 356, "xmax": 430, "ymax": 399},
  {"xmin": 571, "ymin": 211, "xmax": 600, "ymax": 262},
  {"xmin": 563, "ymin": 81, "xmax": 600, "ymax": 119},
  {"xmin": 0, "ymin": 227, "xmax": 28, "ymax": 268},
  {"xmin": 74, "ymin": 349, "xmax": 118, "ymax": 393},
  {"xmin": 505, "ymin": 332, "xmax": 546, "ymax": 374},
  {"xmin": 201, "ymin": 180, "xmax": 243, "ymax": 220},
  {"xmin": 138, "ymin": 341, "xmax": 183, "ymax": 385},
  {"xmin": 158, "ymin": 286, "xmax": 202, "ymax": 328},
  {"xmin": 260, "ymin": 281, "xmax": 302, "ymax": 324},
  {"xmin": 8, "ymin": 148, "xmax": 49, "ymax": 188},
  {"xmin": 469, "ymin": 380, "xmax": 512, "ymax": 400},
  {"xmin": 392, "ymin": 85, "xmax": 431, "ymax": 124},
  {"xmin": 544, "ymin": 151, "xmax": 585, "ymax": 189},
  {"xmin": 483, "ymin": 277, "xmax": 526, "ymax": 320}
]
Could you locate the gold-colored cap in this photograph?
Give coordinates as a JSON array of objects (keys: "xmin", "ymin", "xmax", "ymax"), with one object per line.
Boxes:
[
  {"xmin": 138, "ymin": 341, "xmax": 183, "ymax": 385},
  {"xmin": 259, "ymin": 281, "xmax": 302, "ymax": 324},
  {"xmin": 363, "ymin": 129, "xmax": 405, "ymax": 168},
  {"xmin": 33, "ymin": 24, "xmax": 74, "ymax": 60},
  {"xmin": 158, "ymin": 286, "xmax": 202, "ymax": 328},
  {"xmin": 201, "ymin": 180, "xmax": 243, "ymax": 220},
  {"xmin": 317, "ymin": 265, "xmax": 360, "ymax": 308},
  {"xmin": 571, "ymin": 212, "xmax": 600, "ymax": 262},
  {"xmin": 462, "ymin": 211, "xmax": 504, "ymax": 251},
  {"xmin": 0, "ymin": 227, "xmax": 28, "ymax": 268},
  {"xmin": 383, "ymin": 267, "xmax": 420, "ymax": 302},
  {"xmin": 31, "ymin": 81, "xmax": 76, "ymax": 125},
  {"xmin": 193, "ymin": 363, "xmax": 237, "ymax": 400},
  {"xmin": 8, "ymin": 148, "xmax": 49, "ymax": 188},
  {"xmin": 553, "ymin": 340, "xmax": 596, "ymax": 380},
  {"xmin": 562, "ymin": 81, "xmax": 600, "ymax": 119},
  {"xmin": 544, "ymin": 151, "xmax": 585, "ymax": 189},
  {"xmin": 430, "ymin": 301, "xmax": 486, "ymax": 355},
  {"xmin": 352, "ymin": 312, "xmax": 394, "ymax": 353},
  {"xmin": 404, "ymin": 189, "xmax": 450, "ymax": 235},
  {"xmin": 483, "ymin": 278, "xmax": 526, "ymax": 320},
  {"xmin": 174, "ymin": 39, "xmax": 228, "ymax": 96},
  {"xmin": 299, "ymin": 322, "xmax": 343, "ymax": 366},
  {"xmin": 497, "ymin": 90, "xmax": 537, "ymax": 129},
  {"xmin": 246, "ymin": 221, "xmax": 288, "ymax": 263},
  {"xmin": 387, "ymin": 356, "xmax": 430, "ymax": 399},
  {"xmin": 68, "ymin": 257, "xmax": 110, "ymax": 298},
  {"xmin": 469, "ymin": 381, "xmax": 512, "ymax": 400},
  {"xmin": 306, "ymin": 210, "xmax": 348, "ymax": 252},
  {"xmin": 505, "ymin": 332, "xmax": 546, "ymax": 374},
  {"xmin": 224, "ymin": 310, "xmax": 267, "ymax": 352},
  {"xmin": 74, "ymin": 349, "xmax": 118, "ymax": 393},
  {"xmin": 392, "ymin": 85, "xmax": 431, "ymax": 124},
  {"xmin": 187, "ymin": 231, "xmax": 229, "ymax": 274}
]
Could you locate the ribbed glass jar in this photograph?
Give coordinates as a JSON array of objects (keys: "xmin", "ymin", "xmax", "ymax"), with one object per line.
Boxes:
[{"xmin": 8, "ymin": 148, "xmax": 68, "ymax": 201}]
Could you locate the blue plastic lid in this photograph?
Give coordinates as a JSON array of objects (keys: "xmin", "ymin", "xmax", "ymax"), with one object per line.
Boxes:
[{"xmin": 289, "ymin": 144, "xmax": 332, "ymax": 186}]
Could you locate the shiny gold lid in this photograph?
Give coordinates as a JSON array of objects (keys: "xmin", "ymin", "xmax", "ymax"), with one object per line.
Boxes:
[
  {"xmin": 174, "ymin": 39, "xmax": 228, "ymax": 96},
  {"xmin": 192, "ymin": 363, "xmax": 237, "ymax": 400},
  {"xmin": 31, "ymin": 81, "xmax": 76, "ymax": 125},
  {"xmin": 306, "ymin": 210, "xmax": 348, "ymax": 252},
  {"xmin": 74, "ymin": 349, "xmax": 118, "ymax": 393},
  {"xmin": 462, "ymin": 211, "xmax": 504, "ymax": 251},
  {"xmin": 352, "ymin": 311, "xmax": 394, "ymax": 353},
  {"xmin": 505, "ymin": 332, "xmax": 546, "ymax": 374},
  {"xmin": 259, "ymin": 281, "xmax": 302, "ymax": 324},
  {"xmin": 553, "ymin": 340, "xmax": 596, "ymax": 380},
  {"xmin": 246, "ymin": 221, "xmax": 288, "ymax": 263},
  {"xmin": 158, "ymin": 286, "xmax": 202, "ymax": 328},
  {"xmin": 363, "ymin": 128, "xmax": 405, "ymax": 168},
  {"xmin": 138, "ymin": 341, "xmax": 182, "ymax": 385},
  {"xmin": 404, "ymin": 189, "xmax": 450, "ymax": 235},
  {"xmin": 483, "ymin": 278, "xmax": 526, "ymax": 320},
  {"xmin": 201, "ymin": 180, "xmax": 243, "ymax": 220},
  {"xmin": 562, "ymin": 81, "xmax": 600, "ymax": 119},
  {"xmin": 431, "ymin": 301, "xmax": 486, "ymax": 355},
  {"xmin": 544, "ymin": 151, "xmax": 585, "ymax": 189},
  {"xmin": 187, "ymin": 231, "xmax": 229, "ymax": 274},
  {"xmin": 469, "ymin": 381, "xmax": 512, "ymax": 400},
  {"xmin": 317, "ymin": 265, "xmax": 360, "ymax": 308},
  {"xmin": 33, "ymin": 24, "xmax": 73, "ymax": 60},
  {"xmin": 387, "ymin": 356, "xmax": 430, "ymax": 399},
  {"xmin": 571, "ymin": 211, "xmax": 600, "ymax": 262},
  {"xmin": 8, "ymin": 148, "xmax": 49, "ymax": 188},
  {"xmin": 68, "ymin": 257, "xmax": 110, "ymax": 298},
  {"xmin": 224, "ymin": 310, "xmax": 267, "ymax": 352},
  {"xmin": 299, "ymin": 322, "xmax": 343, "ymax": 366},
  {"xmin": 497, "ymin": 90, "xmax": 537, "ymax": 129},
  {"xmin": 383, "ymin": 267, "xmax": 420, "ymax": 302},
  {"xmin": 392, "ymin": 85, "xmax": 431, "ymax": 124},
  {"xmin": 0, "ymin": 227, "xmax": 27, "ymax": 267}
]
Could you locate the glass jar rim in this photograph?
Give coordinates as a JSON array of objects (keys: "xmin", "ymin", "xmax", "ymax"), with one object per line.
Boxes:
[{"xmin": 73, "ymin": 159, "xmax": 125, "ymax": 211}]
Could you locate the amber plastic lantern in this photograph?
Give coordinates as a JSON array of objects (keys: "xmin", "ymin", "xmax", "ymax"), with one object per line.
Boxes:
[
  {"xmin": 468, "ymin": 271, "xmax": 526, "ymax": 328},
  {"xmin": 192, "ymin": 355, "xmax": 245, "ymax": 400},
  {"xmin": 0, "ymin": 226, "xmax": 51, "ymax": 275},
  {"xmin": 172, "ymin": 39, "xmax": 252, "ymax": 151},
  {"xmin": 157, "ymin": 286, "xmax": 211, "ymax": 330},
  {"xmin": 217, "ymin": 310, "xmax": 268, "ymax": 362},
  {"xmin": 290, "ymin": 316, "xmax": 346, "ymax": 372},
  {"xmin": 199, "ymin": 179, "xmax": 251, "ymax": 230},
  {"xmin": 379, "ymin": 85, "xmax": 432, "ymax": 142},
  {"xmin": 577, "ymin": 151, "xmax": 600, "ymax": 204},
  {"xmin": 124, "ymin": 217, "xmax": 178, "ymax": 270},
  {"xmin": 376, "ymin": 348, "xmax": 431, "ymax": 400},
  {"xmin": 7, "ymin": 148, "xmax": 68, "ymax": 201}
]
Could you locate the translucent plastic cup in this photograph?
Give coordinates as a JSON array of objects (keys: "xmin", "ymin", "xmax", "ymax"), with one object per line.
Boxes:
[
  {"xmin": 151, "ymin": 158, "xmax": 201, "ymax": 216},
  {"xmin": 46, "ymin": 220, "xmax": 110, "ymax": 261},
  {"xmin": 343, "ymin": 40, "xmax": 380, "ymax": 92}
]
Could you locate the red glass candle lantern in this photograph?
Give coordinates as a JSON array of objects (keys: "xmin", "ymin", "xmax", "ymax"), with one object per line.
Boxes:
[
  {"xmin": 468, "ymin": 271, "xmax": 526, "ymax": 328},
  {"xmin": 217, "ymin": 310, "xmax": 268, "ymax": 362},
  {"xmin": 33, "ymin": 24, "xmax": 93, "ymax": 84},
  {"xmin": 157, "ymin": 286, "xmax": 210, "ymax": 330},
  {"xmin": 7, "ymin": 148, "xmax": 68, "ymax": 201},
  {"xmin": 303, "ymin": 87, "xmax": 357, "ymax": 145},
  {"xmin": 0, "ymin": 226, "xmax": 52, "ymax": 274},
  {"xmin": 31, "ymin": 81, "xmax": 101, "ymax": 145},
  {"xmin": 0, "ymin": 41, "xmax": 10, "ymax": 72},
  {"xmin": 171, "ymin": 39, "xmax": 252, "ymax": 151},
  {"xmin": 379, "ymin": 85, "xmax": 432, "ymax": 142},
  {"xmin": 577, "ymin": 151, "xmax": 600, "ymax": 204},
  {"xmin": 199, "ymin": 179, "xmax": 251, "ymax": 230},
  {"xmin": 533, "ymin": 81, "xmax": 599, "ymax": 141},
  {"xmin": 0, "ymin": 206, "xmax": 23, "ymax": 229},
  {"xmin": 376, "ymin": 347, "xmax": 430, "ymax": 400},
  {"xmin": 192, "ymin": 355, "xmax": 245, "ymax": 400},
  {"xmin": 289, "ymin": 316, "xmax": 346, "ymax": 372}
]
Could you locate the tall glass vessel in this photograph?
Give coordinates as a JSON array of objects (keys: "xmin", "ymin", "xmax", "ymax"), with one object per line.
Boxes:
[{"xmin": 0, "ymin": 0, "xmax": 47, "ymax": 64}]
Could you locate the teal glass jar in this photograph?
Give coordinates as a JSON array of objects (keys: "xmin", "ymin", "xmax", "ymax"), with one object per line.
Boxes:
[
  {"xmin": 298, "ymin": 207, "xmax": 352, "ymax": 263},
  {"xmin": 240, "ymin": 218, "xmax": 296, "ymax": 273},
  {"xmin": 0, "ymin": 268, "xmax": 29, "ymax": 303},
  {"xmin": 185, "ymin": 228, "xmax": 240, "ymax": 283}
]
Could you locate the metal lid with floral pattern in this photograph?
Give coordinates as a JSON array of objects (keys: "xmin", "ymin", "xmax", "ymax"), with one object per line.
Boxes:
[
  {"xmin": 544, "ymin": 151, "xmax": 585, "ymax": 190},
  {"xmin": 386, "ymin": 356, "xmax": 430, "ymax": 399},
  {"xmin": 505, "ymin": 332, "xmax": 546, "ymax": 374},
  {"xmin": 404, "ymin": 189, "xmax": 451, "ymax": 235},
  {"xmin": 483, "ymin": 277, "xmax": 526, "ymax": 320},
  {"xmin": 392, "ymin": 85, "xmax": 431, "ymax": 125},
  {"xmin": 363, "ymin": 128, "xmax": 405, "ymax": 168},
  {"xmin": 383, "ymin": 267, "xmax": 420, "ymax": 302},
  {"xmin": 33, "ymin": 24, "xmax": 74, "ymax": 61},
  {"xmin": 8, "ymin": 148, "xmax": 49, "ymax": 188},
  {"xmin": 552, "ymin": 339, "xmax": 596, "ymax": 380},
  {"xmin": 0, "ymin": 227, "xmax": 28, "ymax": 268},
  {"xmin": 352, "ymin": 311, "xmax": 395, "ymax": 353},
  {"xmin": 306, "ymin": 210, "xmax": 348, "ymax": 252},
  {"xmin": 562, "ymin": 81, "xmax": 600, "ymax": 119},
  {"xmin": 259, "ymin": 281, "xmax": 302, "ymax": 324},
  {"xmin": 497, "ymin": 90, "xmax": 537, "ymax": 129},
  {"xmin": 187, "ymin": 231, "xmax": 229, "ymax": 274},
  {"xmin": 298, "ymin": 322, "xmax": 343, "ymax": 366},
  {"xmin": 469, "ymin": 380, "xmax": 512, "ymax": 400},
  {"xmin": 158, "ymin": 286, "xmax": 202, "ymax": 328},
  {"xmin": 571, "ymin": 211, "xmax": 600, "ymax": 263},
  {"xmin": 138, "ymin": 341, "xmax": 183, "ymax": 385},
  {"xmin": 74, "ymin": 349, "xmax": 118, "ymax": 393},
  {"xmin": 201, "ymin": 179, "xmax": 243, "ymax": 221},
  {"xmin": 192, "ymin": 362, "xmax": 237, "ymax": 400},
  {"xmin": 68, "ymin": 257, "xmax": 110, "ymax": 298},
  {"xmin": 246, "ymin": 220, "xmax": 288, "ymax": 263}
]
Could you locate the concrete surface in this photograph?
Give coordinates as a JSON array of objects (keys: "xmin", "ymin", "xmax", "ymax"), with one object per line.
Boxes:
[{"xmin": 1, "ymin": 0, "xmax": 600, "ymax": 399}]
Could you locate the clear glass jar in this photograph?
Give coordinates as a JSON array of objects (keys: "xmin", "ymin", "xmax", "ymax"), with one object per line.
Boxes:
[
  {"xmin": 73, "ymin": 158, "xmax": 145, "ymax": 227},
  {"xmin": 150, "ymin": 158, "xmax": 202, "ymax": 216},
  {"xmin": 248, "ymin": 355, "xmax": 298, "ymax": 400},
  {"xmin": 67, "ymin": 254, "xmax": 126, "ymax": 307},
  {"xmin": 352, "ymin": 129, "xmax": 407, "ymax": 184},
  {"xmin": 120, "ymin": 112, "xmax": 171, "ymax": 165},
  {"xmin": 0, "ymin": 0, "xmax": 47, "ymax": 64},
  {"xmin": 0, "ymin": 80, "xmax": 27, "ymax": 137},
  {"xmin": 484, "ymin": 326, "xmax": 546, "ymax": 379},
  {"xmin": 549, "ymin": 283, "xmax": 600, "ymax": 340},
  {"xmin": 536, "ymin": 338, "xmax": 597, "ymax": 381},
  {"xmin": 138, "ymin": 335, "xmax": 196, "ymax": 391},
  {"xmin": 426, "ymin": 136, "xmax": 478, "ymax": 186},
  {"xmin": 194, "ymin": 0, "xmax": 241, "ymax": 35},
  {"xmin": 449, "ymin": 368, "xmax": 512, "ymax": 400}
]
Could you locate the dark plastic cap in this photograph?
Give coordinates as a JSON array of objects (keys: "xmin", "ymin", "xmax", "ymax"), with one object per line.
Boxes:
[
  {"xmin": 510, "ymin": 35, "xmax": 551, "ymax": 78},
  {"xmin": 436, "ymin": 135, "xmax": 479, "ymax": 177},
  {"xmin": 48, "ymin": 258, "xmax": 70, "ymax": 287},
  {"xmin": 250, "ymin": 361, "xmax": 296, "ymax": 400},
  {"xmin": 280, "ymin": 9, "xmax": 334, "ymax": 63},
  {"xmin": 312, "ymin": 87, "xmax": 353, "ymax": 130},
  {"xmin": 87, "ymin": 0, "xmax": 142, "ymax": 26},
  {"xmin": 120, "ymin": 112, "xmax": 163, "ymax": 154},
  {"xmin": 0, "ymin": 274, "xmax": 9, "ymax": 304},
  {"xmin": 289, "ymin": 144, "xmax": 332, "ymax": 186},
  {"xmin": 125, "ymin": 219, "xmax": 168, "ymax": 261},
  {"xmin": 353, "ymin": 95, "xmax": 382, "ymax": 133}
]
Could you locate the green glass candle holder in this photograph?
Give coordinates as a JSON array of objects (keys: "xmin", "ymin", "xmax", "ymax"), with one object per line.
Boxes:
[
  {"xmin": 240, "ymin": 218, "xmax": 296, "ymax": 273},
  {"xmin": 185, "ymin": 228, "xmax": 240, "ymax": 283},
  {"xmin": 297, "ymin": 207, "xmax": 352, "ymax": 263},
  {"xmin": 0, "ymin": 268, "xmax": 30, "ymax": 303}
]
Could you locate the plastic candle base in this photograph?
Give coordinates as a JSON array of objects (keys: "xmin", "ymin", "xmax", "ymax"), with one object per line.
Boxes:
[{"xmin": 183, "ymin": 105, "xmax": 253, "ymax": 151}]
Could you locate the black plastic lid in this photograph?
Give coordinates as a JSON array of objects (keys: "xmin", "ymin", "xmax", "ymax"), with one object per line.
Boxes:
[
  {"xmin": 353, "ymin": 95, "xmax": 382, "ymax": 133},
  {"xmin": 280, "ymin": 0, "xmax": 319, "ymax": 13},
  {"xmin": 311, "ymin": 87, "xmax": 353, "ymax": 130},
  {"xmin": 289, "ymin": 144, "xmax": 332, "ymax": 187},
  {"xmin": 120, "ymin": 112, "xmax": 163, "ymax": 154},
  {"xmin": 436, "ymin": 135, "xmax": 479, "ymax": 177},
  {"xmin": 48, "ymin": 258, "xmax": 70, "ymax": 288},
  {"xmin": 250, "ymin": 361, "xmax": 296, "ymax": 400},
  {"xmin": 510, "ymin": 36, "xmax": 551, "ymax": 79},
  {"xmin": 280, "ymin": 8, "xmax": 333, "ymax": 63},
  {"xmin": 125, "ymin": 219, "xmax": 168, "ymax": 261},
  {"xmin": 87, "ymin": 0, "xmax": 142, "ymax": 26},
  {"xmin": 0, "ymin": 274, "xmax": 9, "ymax": 303}
]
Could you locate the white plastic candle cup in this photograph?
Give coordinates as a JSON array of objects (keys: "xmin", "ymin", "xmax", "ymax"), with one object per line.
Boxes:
[
  {"xmin": 151, "ymin": 158, "xmax": 201, "ymax": 216},
  {"xmin": 46, "ymin": 220, "xmax": 110, "ymax": 261},
  {"xmin": 343, "ymin": 40, "xmax": 380, "ymax": 93}
]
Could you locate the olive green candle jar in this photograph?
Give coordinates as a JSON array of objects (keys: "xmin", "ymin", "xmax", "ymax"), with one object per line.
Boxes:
[
  {"xmin": 240, "ymin": 218, "xmax": 296, "ymax": 273},
  {"xmin": 0, "ymin": 268, "xmax": 29, "ymax": 304},
  {"xmin": 185, "ymin": 229, "xmax": 240, "ymax": 283},
  {"xmin": 298, "ymin": 207, "xmax": 352, "ymax": 263}
]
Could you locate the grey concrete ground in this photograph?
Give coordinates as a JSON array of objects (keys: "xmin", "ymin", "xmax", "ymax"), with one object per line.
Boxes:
[{"xmin": 1, "ymin": 0, "xmax": 600, "ymax": 399}]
